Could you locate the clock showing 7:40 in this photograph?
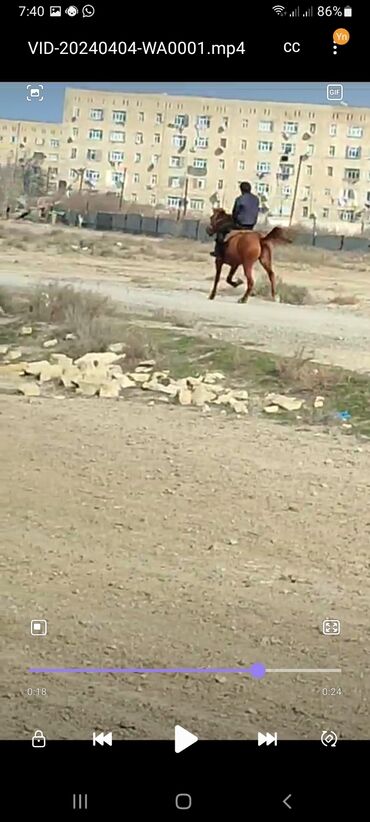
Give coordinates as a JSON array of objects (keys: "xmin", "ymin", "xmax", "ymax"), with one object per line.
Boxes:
[{"xmin": 19, "ymin": 6, "xmax": 46, "ymax": 15}]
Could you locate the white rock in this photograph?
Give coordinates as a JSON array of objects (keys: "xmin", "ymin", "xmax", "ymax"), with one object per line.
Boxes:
[
  {"xmin": 65, "ymin": 333, "xmax": 76, "ymax": 340},
  {"xmin": 186, "ymin": 376, "xmax": 203, "ymax": 387},
  {"xmin": 0, "ymin": 377, "xmax": 22, "ymax": 395},
  {"xmin": 264, "ymin": 405, "xmax": 279, "ymax": 414},
  {"xmin": 0, "ymin": 344, "xmax": 9, "ymax": 355},
  {"xmin": 129, "ymin": 372, "xmax": 151, "ymax": 383},
  {"xmin": 138, "ymin": 359, "xmax": 156, "ymax": 367},
  {"xmin": 229, "ymin": 400, "xmax": 248, "ymax": 414},
  {"xmin": 20, "ymin": 326, "xmax": 33, "ymax": 336},
  {"xmin": 99, "ymin": 381, "xmax": 121, "ymax": 398},
  {"xmin": 60, "ymin": 366, "xmax": 81, "ymax": 387},
  {"xmin": 314, "ymin": 395, "xmax": 325, "ymax": 409},
  {"xmin": 0, "ymin": 362, "xmax": 27, "ymax": 376},
  {"xmin": 265, "ymin": 393, "xmax": 304, "ymax": 412},
  {"xmin": 135, "ymin": 365, "xmax": 153, "ymax": 373},
  {"xmin": 191, "ymin": 384, "xmax": 216, "ymax": 407},
  {"xmin": 107, "ymin": 364, "xmax": 123, "ymax": 378},
  {"xmin": 203, "ymin": 371, "xmax": 225, "ymax": 383},
  {"xmin": 49, "ymin": 353, "xmax": 73, "ymax": 368},
  {"xmin": 19, "ymin": 382, "xmax": 41, "ymax": 397},
  {"xmin": 7, "ymin": 348, "xmax": 23, "ymax": 361},
  {"xmin": 76, "ymin": 382, "xmax": 99, "ymax": 396},
  {"xmin": 23, "ymin": 360, "xmax": 50, "ymax": 377},
  {"xmin": 233, "ymin": 389, "xmax": 249, "ymax": 401},
  {"xmin": 43, "ymin": 338, "xmax": 58, "ymax": 349},
  {"xmin": 178, "ymin": 387, "xmax": 192, "ymax": 406},
  {"xmin": 39, "ymin": 364, "xmax": 64, "ymax": 383},
  {"xmin": 115, "ymin": 374, "xmax": 136, "ymax": 389},
  {"xmin": 108, "ymin": 343, "xmax": 125, "ymax": 354},
  {"xmin": 74, "ymin": 351, "xmax": 120, "ymax": 367},
  {"xmin": 214, "ymin": 392, "xmax": 235, "ymax": 406}
]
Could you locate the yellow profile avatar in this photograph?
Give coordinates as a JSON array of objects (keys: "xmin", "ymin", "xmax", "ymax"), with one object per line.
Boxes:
[{"xmin": 333, "ymin": 28, "xmax": 350, "ymax": 45}]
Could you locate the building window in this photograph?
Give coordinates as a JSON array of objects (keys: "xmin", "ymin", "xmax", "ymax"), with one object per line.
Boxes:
[
  {"xmin": 172, "ymin": 134, "xmax": 186, "ymax": 149},
  {"xmin": 169, "ymin": 156, "xmax": 183, "ymax": 167},
  {"xmin": 306, "ymin": 165, "xmax": 313, "ymax": 176},
  {"xmin": 347, "ymin": 126, "xmax": 363, "ymax": 137},
  {"xmin": 69, "ymin": 169, "xmax": 78, "ymax": 179},
  {"xmin": 190, "ymin": 198, "xmax": 204, "ymax": 210},
  {"xmin": 72, "ymin": 127, "xmax": 79, "ymax": 138},
  {"xmin": 339, "ymin": 210, "xmax": 355, "ymax": 221},
  {"xmin": 217, "ymin": 179, "xmax": 223, "ymax": 189},
  {"xmin": 110, "ymin": 131, "xmax": 125, "ymax": 142},
  {"xmin": 324, "ymin": 187, "xmax": 331, "ymax": 196},
  {"xmin": 193, "ymin": 158, "xmax": 207, "ymax": 169},
  {"xmin": 89, "ymin": 109, "xmax": 104, "ymax": 121},
  {"xmin": 131, "ymin": 194, "xmax": 137, "ymax": 203},
  {"xmin": 192, "ymin": 179, "xmax": 205, "ymax": 190},
  {"xmin": 240, "ymin": 139, "xmax": 247, "ymax": 150},
  {"xmin": 196, "ymin": 116, "xmax": 211, "ymax": 129},
  {"xmin": 112, "ymin": 110, "xmax": 126, "ymax": 124},
  {"xmin": 329, "ymin": 146, "xmax": 336, "ymax": 156},
  {"xmin": 280, "ymin": 164, "xmax": 295, "ymax": 177},
  {"xmin": 302, "ymin": 186, "xmax": 311, "ymax": 199},
  {"xmin": 70, "ymin": 148, "xmax": 77, "ymax": 159},
  {"xmin": 169, "ymin": 177, "xmax": 181, "ymax": 188},
  {"xmin": 88, "ymin": 129, "xmax": 103, "ymax": 140},
  {"xmin": 133, "ymin": 172, "xmax": 140, "ymax": 183},
  {"xmin": 110, "ymin": 151, "xmax": 124, "ymax": 162},
  {"xmin": 220, "ymin": 138, "xmax": 227, "ymax": 148},
  {"xmin": 150, "ymin": 194, "xmax": 157, "ymax": 205},
  {"xmin": 50, "ymin": 139, "xmax": 59, "ymax": 148},
  {"xmin": 222, "ymin": 116, "xmax": 229, "ymax": 128},
  {"xmin": 86, "ymin": 148, "xmax": 100, "ymax": 161},
  {"xmin": 346, "ymin": 146, "xmax": 361, "ymax": 159},
  {"xmin": 85, "ymin": 170, "xmax": 100, "ymax": 183},
  {"xmin": 238, "ymin": 160, "xmax": 245, "ymax": 171},
  {"xmin": 167, "ymin": 196, "xmax": 181, "ymax": 208},
  {"xmin": 258, "ymin": 141, "xmax": 273, "ymax": 152},
  {"xmin": 138, "ymin": 111, "xmax": 145, "ymax": 122},
  {"xmin": 256, "ymin": 182, "xmax": 270, "ymax": 194},
  {"xmin": 283, "ymin": 121, "xmax": 299, "ymax": 134},
  {"xmin": 307, "ymin": 144, "xmax": 315, "ymax": 155},
  {"xmin": 259, "ymin": 120, "xmax": 273, "ymax": 132},
  {"xmin": 151, "ymin": 154, "xmax": 159, "ymax": 165},
  {"xmin": 309, "ymin": 123, "xmax": 316, "ymax": 134},
  {"xmin": 281, "ymin": 143, "xmax": 295, "ymax": 155},
  {"xmin": 219, "ymin": 159, "xmax": 225, "ymax": 169},
  {"xmin": 72, "ymin": 106, "xmax": 80, "ymax": 118},
  {"xmin": 174, "ymin": 114, "xmax": 188, "ymax": 127},
  {"xmin": 155, "ymin": 113, "xmax": 163, "ymax": 124},
  {"xmin": 327, "ymin": 166, "xmax": 333, "ymax": 176},
  {"xmin": 242, "ymin": 118, "xmax": 248, "ymax": 128},
  {"xmin": 282, "ymin": 185, "xmax": 292, "ymax": 196},
  {"xmin": 154, "ymin": 133, "xmax": 161, "ymax": 144},
  {"xmin": 112, "ymin": 171, "xmax": 124, "ymax": 184},
  {"xmin": 257, "ymin": 161, "xmax": 271, "ymax": 173},
  {"xmin": 195, "ymin": 136, "xmax": 208, "ymax": 148},
  {"xmin": 302, "ymin": 206, "xmax": 309, "ymax": 217},
  {"xmin": 329, "ymin": 124, "xmax": 337, "ymax": 136},
  {"xmin": 135, "ymin": 132, "xmax": 143, "ymax": 144},
  {"xmin": 150, "ymin": 174, "xmax": 157, "ymax": 185},
  {"xmin": 322, "ymin": 208, "xmax": 329, "ymax": 218},
  {"xmin": 134, "ymin": 153, "xmax": 141, "ymax": 163},
  {"xmin": 344, "ymin": 168, "xmax": 360, "ymax": 181}
]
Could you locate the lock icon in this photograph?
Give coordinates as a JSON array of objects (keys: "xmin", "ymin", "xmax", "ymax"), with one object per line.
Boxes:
[{"xmin": 32, "ymin": 729, "xmax": 46, "ymax": 748}]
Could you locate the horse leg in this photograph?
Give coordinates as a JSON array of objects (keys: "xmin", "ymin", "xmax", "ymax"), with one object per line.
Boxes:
[
  {"xmin": 259, "ymin": 243, "xmax": 276, "ymax": 301},
  {"xmin": 226, "ymin": 265, "xmax": 242, "ymax": 288},
  {"xmin": 238, "ymin": 261, "xmax": 254, "ymax": 304},
  {"xmin": 208, "ymin": 258, "xmax": 223, "ymax": 300}
]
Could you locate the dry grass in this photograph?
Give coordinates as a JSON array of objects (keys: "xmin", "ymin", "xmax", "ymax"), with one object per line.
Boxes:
[
  {"xmin": 253, "ymin": 276, "xmax": 311, "ymax": 305},
  {"xmin": 329, "ymin": 294, "xmax": 358, "ymax": 306},
  {"xmin": 275, "ymin": 346, "xmax": 342, "ymax": 393}
]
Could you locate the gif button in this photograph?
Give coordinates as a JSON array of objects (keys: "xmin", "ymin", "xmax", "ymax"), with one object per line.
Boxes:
[
  {"xmin": 175, "ymin": 793, "xmax": 192, "ymax": 810},
  {"xmin": 327, "ymin": 83, "xmax": 343, "ymax": 101}
]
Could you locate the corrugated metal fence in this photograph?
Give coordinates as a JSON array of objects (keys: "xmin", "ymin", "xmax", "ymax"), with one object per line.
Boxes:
[{"xmin": 65, "ymin": 210, "xmax": 370, "ymax": 253}]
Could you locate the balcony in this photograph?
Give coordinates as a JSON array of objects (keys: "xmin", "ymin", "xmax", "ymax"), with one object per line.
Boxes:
[{"xmin": 187, "ymin": 165, "xmax": 207, "ymax": 176}]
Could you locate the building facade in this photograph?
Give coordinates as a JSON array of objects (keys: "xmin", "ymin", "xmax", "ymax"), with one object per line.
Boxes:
[
  {"xmin": 0, "ymin": 117, "xmax": 64, "ymax": 192},
  {"xmin": 1, "ymin": 86, "xmax": 370, "ymax": 232}
]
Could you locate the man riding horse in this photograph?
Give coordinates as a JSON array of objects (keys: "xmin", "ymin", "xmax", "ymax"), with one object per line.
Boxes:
[{"xmin": 210, "ymin": 181, "xmax": 260, "ymax": 258}]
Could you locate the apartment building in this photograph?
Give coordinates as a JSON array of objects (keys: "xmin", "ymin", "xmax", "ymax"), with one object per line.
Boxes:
[
  {"xmin": 0, "ymin": 117, "xmax": 64, "ymax": 191},
  {"xmin": 1, "ymin": 86, "xmax": 370, "ymax": 231}
]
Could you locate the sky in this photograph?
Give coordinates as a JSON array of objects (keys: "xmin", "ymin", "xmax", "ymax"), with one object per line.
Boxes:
[{"xmin": 0, "ymin": 82, "xmax": 369, "ymax": 123}]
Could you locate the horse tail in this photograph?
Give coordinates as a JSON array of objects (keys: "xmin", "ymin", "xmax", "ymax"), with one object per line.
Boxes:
[{"xmin": 262, "ymin": 227, "xmax": 292, "ymax": 245}]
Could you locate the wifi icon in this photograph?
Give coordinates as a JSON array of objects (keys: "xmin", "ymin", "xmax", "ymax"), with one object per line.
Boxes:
[{"xmin": 273, "ymin": 4, "xmax": 286, "ymax": 13}]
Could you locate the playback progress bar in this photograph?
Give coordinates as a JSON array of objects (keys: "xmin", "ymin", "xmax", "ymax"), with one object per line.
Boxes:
[{"xmin": 28, "ymin": 664, "xmax": 342, "ymax": 677}]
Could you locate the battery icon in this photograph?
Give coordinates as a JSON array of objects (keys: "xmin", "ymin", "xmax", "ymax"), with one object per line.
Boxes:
[{"xmin": 343, "ymin": 5, "xmax": 352, "ymax": 16}]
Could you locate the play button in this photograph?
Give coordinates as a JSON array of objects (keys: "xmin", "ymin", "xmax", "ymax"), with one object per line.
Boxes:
[{"xmin": 174, "ymin": 725, "xmax": 198, "ymax": 753}]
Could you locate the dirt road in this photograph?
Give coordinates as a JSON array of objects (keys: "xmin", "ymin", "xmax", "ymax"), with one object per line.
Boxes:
[
  {"xmin": 2, "ymin": 396, "xmax": 369, "ymax": 741},
  {"xmin": 2, "ymin": 270, "xmax": 370, "ymax": 373}
]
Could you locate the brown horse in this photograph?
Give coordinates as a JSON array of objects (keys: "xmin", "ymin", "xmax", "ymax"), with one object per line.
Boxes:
[{"xmin": 206, "ymin": 209, "xmax": 292, "ymax": 303}]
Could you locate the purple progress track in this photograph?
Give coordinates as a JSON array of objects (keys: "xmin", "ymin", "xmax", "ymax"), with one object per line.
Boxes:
[{"xmin": 29, "ymin": 662, "xmax": 266, "ymax": 678}]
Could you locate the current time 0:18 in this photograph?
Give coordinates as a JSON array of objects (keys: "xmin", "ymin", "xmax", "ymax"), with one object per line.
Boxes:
[{"xmin": 26, "ymin": 688, "xmax": 48, "ymax": 696}]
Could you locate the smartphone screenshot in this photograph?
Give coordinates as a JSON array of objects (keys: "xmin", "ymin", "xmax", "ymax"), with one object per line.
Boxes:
[{"xmin": 1, "ymin": 1, "xmax": 368, "ymax": 816}]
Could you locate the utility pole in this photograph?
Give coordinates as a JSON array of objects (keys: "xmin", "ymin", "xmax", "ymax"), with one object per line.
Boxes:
[
  {"xmin": 289, "ymin": 153, "xmax": 308, "ymax": 227},
  {"xmin": 119, "ymin": 167, "xmax": 127, "ymax": 210}
]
